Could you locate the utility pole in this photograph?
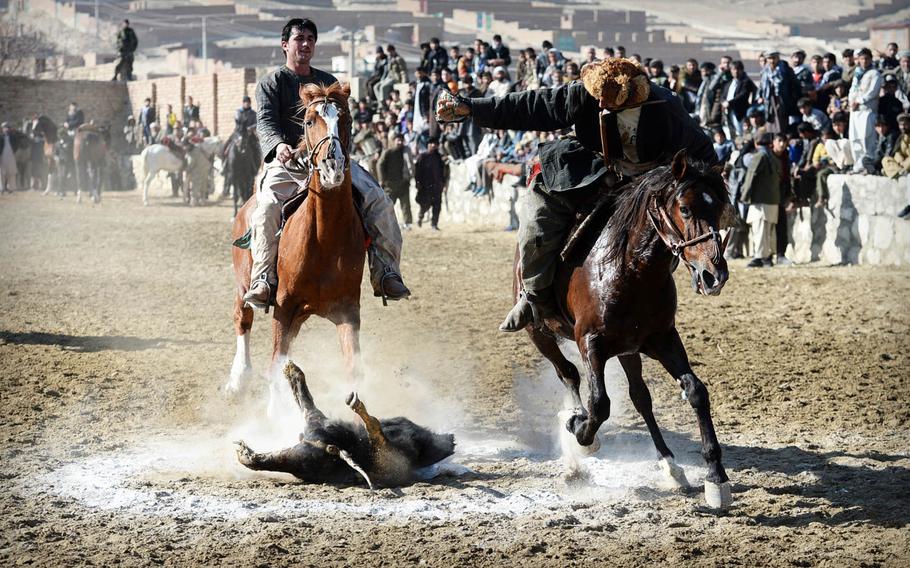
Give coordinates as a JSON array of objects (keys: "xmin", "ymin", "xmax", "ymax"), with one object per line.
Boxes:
[
  {"xmin": 349, "ymin": 30, "xmax": 355, "ymax": 82},
  {"xmin": 202, "ymin": 16, "xmax": 208, "ymax": 74},
  {"xmin": 94, "ymin": 0, "xmax": 99, "ymax": 38}
]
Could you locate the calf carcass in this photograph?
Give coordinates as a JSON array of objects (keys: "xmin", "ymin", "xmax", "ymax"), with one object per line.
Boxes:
[{"xmin": 236, "ymin": 361, "xmax": 455, "ymax": 488}]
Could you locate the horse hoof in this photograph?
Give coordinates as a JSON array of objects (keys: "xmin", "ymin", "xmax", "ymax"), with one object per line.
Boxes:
[
  {"xmin": 704, "ymin": 480, "xmax": 733, "ymax": 510},
  {"xmin": 577, "ymin": 435, "xmax": 601, "ymax": 456},
  {"xmin": 658, "ymin": 457, "xmax": 690, "ymax": 490}
]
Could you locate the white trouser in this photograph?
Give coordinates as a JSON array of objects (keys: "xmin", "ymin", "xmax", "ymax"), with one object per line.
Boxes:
[
  {"xmin": 848, "ymin": 109, "xmax": 877, "ymax": 173},
  {"xmin": 825, "ymin": 139, "xmax": 854, "ymax": 170},
  {"xmin": 747, "ymin": 203, "xmax": 778, "ymax": 259},
  {"xmin": 0, "ymin": 145, "xmax": 17, "ymax": 191},
  {"xmin": 249, "ymin": 160, "xmax": 403, "ymax": 289}
]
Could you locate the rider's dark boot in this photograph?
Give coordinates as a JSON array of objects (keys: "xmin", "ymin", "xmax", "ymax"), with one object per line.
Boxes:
[
  {"xmin": 243, "ymin": 278, "xmax": 272, "ymax": 310},
  {"xmin": 374, "ymin": 268, "xmax": 411, "ymax": 302},
  {"xmin": 499, "ymin": 291, "xmax": 554, "ymax": 332}
]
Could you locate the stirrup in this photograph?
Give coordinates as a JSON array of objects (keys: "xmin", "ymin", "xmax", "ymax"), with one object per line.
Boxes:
[
  {"xmin": 244, "ymin": 276, "xmax": 274, "ymax": 313},
  {"xmin": 376, "ymin": 268, "xmax": 400, "ymax": 307}
]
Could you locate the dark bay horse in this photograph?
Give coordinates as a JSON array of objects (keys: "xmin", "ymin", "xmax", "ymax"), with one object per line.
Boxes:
[
  {"xmin": 520, "ymin": 150, "xmax": 733, "ymax": 509},
  {"xmin": 222, "ymin": 125, "xmax": 262, "ymax": 216},
  {"xmin": 73, "ymin": 125, "xmax": 109, "ymax": 203},
  {"xmin": 226, "ymin": 82, "xmax": 366, "ymax": 415}
]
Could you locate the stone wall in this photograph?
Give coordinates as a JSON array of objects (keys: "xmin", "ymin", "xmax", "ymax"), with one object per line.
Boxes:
[
  {"xmin": 443, "ymin": 160, "xmax": 519, "ymax": 227},
  {"xmin": 790, "ymin": 174, "xmax": 910, "ymax": 266},
  {"xmin": 0, "ymin": 76, "xmax": 129, "ymax": 141}
]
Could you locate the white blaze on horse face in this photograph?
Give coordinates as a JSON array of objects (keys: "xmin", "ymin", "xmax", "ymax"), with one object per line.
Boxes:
[
  {"xmin": 316, "ymin": 103, "xmax": 346, "ymax": 189},
  {"xmin": 702, "ymin": 192, "xmax": 714, "ymax": 206}
]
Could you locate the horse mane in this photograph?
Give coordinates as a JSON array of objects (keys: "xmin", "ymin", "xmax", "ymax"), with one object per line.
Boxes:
[
  {"xmin": 604, "ymin": 157, "xmax": 726, "ymax": 264},
  {"xmin": 298, "ymin": 82, "xmax": 352, "ymax": 122}
]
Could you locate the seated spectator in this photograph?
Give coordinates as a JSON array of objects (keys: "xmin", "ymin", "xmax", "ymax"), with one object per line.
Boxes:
[
  {"xmin": 488, "ymin": 66, "xmax": 512, "ymax": 98},
  {"xmin": 896, "ymin": 50, "xmax": 910, "ymax": 94},
  {"xmin": 792, "ymin": 122, "xmax": 821, "ymax": 207},
  {"xmin": 541, "ymin": 49, "xmax": 564, "ymax": 86},
  {"xmin": 878, "ymin": 42, "xmax": 899, "ymax": 70},
  {"xmin": 879, "ymin": 74, "xmax": 904, "ymax": 132},
  {"xmin": 798, "ymin": 97, "xmax": 831, "ymax": 132},
  {"xmin": 816, "ymin": 52, "xmax": 842, "ymax": 110},
  {"xmin": 549, "ymin": 67, "xmax": 565, "ymax": 87},
  {"xmin": 825, "ymin": 112, "xmax": 854, "ymax": 170},
  {"xmin": 668, "ymin": 64, "xmax": 681, "ymax": 92},
  {"xmin": 354, "ymin": 99, "xmax": 374, "ymax": 126},
  {"xmin": 826, "ymin": 80, "xmax": 850, "ymax": 118},
  {"xmin": 814, "ymin": 127, "xmax": 840, "ymax": 198},
  {"xmin": 713, "ymin": 128, "xmax": 734, "ymax": 163},
  {"xmin": 486, "ymin": 34, "xmax": 512, "ymax": 69},
  {"xmin": 649, "ymin": 59, "xmax": 669, "ymax": 87},
  {"xmin": 871, "ymin": 115, "xmax": 899, "ymax": 175},
  {"xmin": 882, "ymin": 113, "xmax": 910, "ymax": 178},
  {"xmin": 564, "ymin": 61, "xmax": 580, "ymax": 82}
]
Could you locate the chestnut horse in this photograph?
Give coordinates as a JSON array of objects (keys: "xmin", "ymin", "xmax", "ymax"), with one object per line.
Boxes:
[
  {"xmin": 520, "ymin": 150, "xmax": 734, "ymax": 509},
  {"xmin": 225, "ymin": 83, "xmax": 364, "ymax": 412}
]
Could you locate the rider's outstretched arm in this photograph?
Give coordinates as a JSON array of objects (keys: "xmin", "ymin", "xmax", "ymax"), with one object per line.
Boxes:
[{"xmin": 469, "ymin": 82, "xmax": 592, "ymax": 132}]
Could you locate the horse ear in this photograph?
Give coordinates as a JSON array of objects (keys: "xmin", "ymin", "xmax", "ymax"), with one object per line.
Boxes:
[
  {"xmin": 671, "ymin": 149, "xmax": 688, "ymax": 181},
  {"xmin": 299, "ymin": 83, "xmax": 321, "ymax": 104},
  {"xmin": 339, "ymin": 82, "xmax": 351, "ymax": 99}
]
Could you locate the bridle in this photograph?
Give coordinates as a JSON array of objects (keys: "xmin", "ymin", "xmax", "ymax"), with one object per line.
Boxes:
[
  {"xmin": 281, "ymin": 97, "xmax": 347, "ymax": 188},
  {"xmin": 647, "ymin": 186, "xmax": 729, "ymax": 269}
]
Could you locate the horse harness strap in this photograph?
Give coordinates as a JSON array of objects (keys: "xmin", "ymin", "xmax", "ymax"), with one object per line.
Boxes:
[{"xmin": 647, "ymin": 193, "xmax": 725, "ymax": 266}]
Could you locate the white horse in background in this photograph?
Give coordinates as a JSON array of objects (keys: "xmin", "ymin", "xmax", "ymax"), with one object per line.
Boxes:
[{"xmin": 139, "ymin": 137, "xmax": 221, "ymax": 206}]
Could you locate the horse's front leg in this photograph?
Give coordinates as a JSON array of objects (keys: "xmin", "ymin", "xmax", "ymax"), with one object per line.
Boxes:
[
  {"xmin": 267, "ymin": 303, "xmax": 305, "ymax": 419},
  {"xmin": 333, "ymin": 310, "xmax": 363, "ymax": 386},
  {"xmin": 646, "ymin": 327, "xmax": 732, "ymax": 510},
  {"xmin": 568, "ymin": 332, "xmax": 613, "ymax": 448}
]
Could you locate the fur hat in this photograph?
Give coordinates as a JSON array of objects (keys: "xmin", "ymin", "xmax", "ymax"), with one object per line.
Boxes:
[{"xmin": 580, "ymin": 57, "xmax": 650, "ymax": 110}]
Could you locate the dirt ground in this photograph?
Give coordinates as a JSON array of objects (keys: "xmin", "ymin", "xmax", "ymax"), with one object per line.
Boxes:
[{"xmin": 1, "ymin": 190, "xmax": 908, "ymax": 567}]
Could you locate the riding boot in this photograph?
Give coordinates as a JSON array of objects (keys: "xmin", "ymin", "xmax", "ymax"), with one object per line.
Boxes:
[
  {"xmin": 500, "ymin": 291, "xmax": 556, "ymax": 332},
  {"xmin": 243, "ymin": 277, "xmax": 272, "ymax": 310}
]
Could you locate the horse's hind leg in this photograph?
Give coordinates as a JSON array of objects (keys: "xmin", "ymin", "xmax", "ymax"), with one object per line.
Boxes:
[
  {"xmin": 619, "ymin": 353, "xmax": 689, "ymax": 490},
  {"xmin": 528, "ymin": 328, "xmax": 582, "ymax": 409},
  {"xmin": 224, "ymin": 293, "xmax": 254, "ymax": 394},
  {"xmin": 647, "ymin": 328, "xmax": 731, "ymax": 509},
  {"xmin": 569, "ymin": 333, "xmax": 613, "ymax": 448}
]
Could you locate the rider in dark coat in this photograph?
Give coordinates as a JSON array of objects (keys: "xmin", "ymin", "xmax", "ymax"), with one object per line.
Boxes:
[
  {"xmin": 234, "ymin": 95, "xmax": 257, "ymax": 132},
  {"xmin": 437, "ymin": 57, "xmax": 717, "ymax": 331}
]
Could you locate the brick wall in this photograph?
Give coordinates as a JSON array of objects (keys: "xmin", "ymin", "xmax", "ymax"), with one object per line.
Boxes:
[
  {"xmin": 125, "ymin": 69, "xmax": 259, "ymax": 137},
  {"xmin": 0, "ymin": 76, "xmax": 129, "ymax": 142},
  {"xmin": 1, "ymin": 69, "xmax": 261, "ymax": 142}
]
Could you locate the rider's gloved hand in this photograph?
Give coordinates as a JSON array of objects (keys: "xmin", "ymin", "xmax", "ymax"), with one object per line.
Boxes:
[{"xmin": 435, "ymin": 91, "xmax": 472, "ymax": 123}]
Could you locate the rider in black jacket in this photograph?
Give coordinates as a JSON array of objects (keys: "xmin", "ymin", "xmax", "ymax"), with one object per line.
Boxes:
[{"xmin": 438, "ymin": 57, "xmax": 717, "ymax": 331}]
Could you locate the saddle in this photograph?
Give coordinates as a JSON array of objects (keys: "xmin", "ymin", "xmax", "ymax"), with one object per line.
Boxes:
[{"xmin": 232, "ymin": 179, "xmax": 372, "ymax": 251}]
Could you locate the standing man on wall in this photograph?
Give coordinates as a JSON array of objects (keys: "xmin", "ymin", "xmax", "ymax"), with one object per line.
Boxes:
[
  {"xmin": 112, "ymin": 19, "xmax": 138, "ymax": 81},
  {"xmin": 848, "ymin": 48, "xmax": 883, "ymax": 174},
  {"xmin": 183, "ymin": 96, "xmax": 200, "ymax": 127},
  {"xmin": 243, "ymin": 18, "xmax": 410, "ymax": 309}
]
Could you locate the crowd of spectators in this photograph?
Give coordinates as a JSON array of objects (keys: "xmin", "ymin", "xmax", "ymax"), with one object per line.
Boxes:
[{"xmin": 352, "ymin": 36, "xmax": 910, "ymax": 255}]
